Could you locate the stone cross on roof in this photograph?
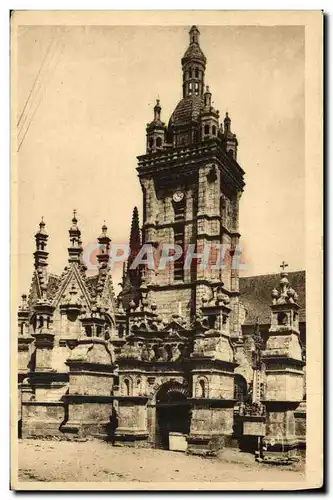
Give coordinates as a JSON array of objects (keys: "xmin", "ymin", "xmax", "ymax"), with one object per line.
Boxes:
[{"xmin": 280, "ymin": 261, "xmax": 288, "ymax": 271}]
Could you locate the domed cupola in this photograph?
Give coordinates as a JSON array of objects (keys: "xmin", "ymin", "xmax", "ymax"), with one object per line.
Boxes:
[
  {"xmin": 168, "ymin": 95, "xmax": 204, "ymax": 148},
  {"xmin": 166, "ymin": 26, "xmax": 209, "ymax": 149}
]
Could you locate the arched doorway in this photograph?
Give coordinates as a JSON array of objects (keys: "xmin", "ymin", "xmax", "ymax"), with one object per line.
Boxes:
[
  {"xmin": 234, "ymin": 374, "xmax": 248, "ymax": 403},
  {"xmin": 155, "ymin": 381, "xmax": 191, "ymax": 450}
]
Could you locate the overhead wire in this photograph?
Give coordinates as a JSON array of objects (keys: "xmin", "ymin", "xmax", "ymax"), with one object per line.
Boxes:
[
  {"xmin": 17, "ymin": 29, "xmax": 66, "ymax": 152},
  {"xmin": 17, "ymin": 35, "xmax": 55, "ymax": 129}
]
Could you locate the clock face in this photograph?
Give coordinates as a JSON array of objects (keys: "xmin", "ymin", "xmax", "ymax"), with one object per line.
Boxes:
[{"xmin": 173, "ymin": 190, "xmax": 184, "ymax": 203}]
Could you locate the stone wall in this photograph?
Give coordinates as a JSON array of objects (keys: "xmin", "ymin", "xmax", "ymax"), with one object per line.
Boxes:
[
  {"xmin": 149, "ymin": 287, "xmax": 193, "ymax": 319},
  {"xmin": 21, "ymin": 402, "xmax": 65, "ymax": 438}
]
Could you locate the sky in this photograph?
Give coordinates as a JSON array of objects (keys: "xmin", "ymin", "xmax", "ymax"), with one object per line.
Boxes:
[{"xmin": 15, "ymin": 24, "xmax": 305, "ymax": 296}]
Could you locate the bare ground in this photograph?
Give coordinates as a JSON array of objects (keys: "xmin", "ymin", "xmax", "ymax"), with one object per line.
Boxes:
[{"xmin": 17, "ymin": 439, "xmax": 305, "ymax": 484}]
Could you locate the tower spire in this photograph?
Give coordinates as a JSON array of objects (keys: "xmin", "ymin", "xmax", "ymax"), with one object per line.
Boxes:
[
  {"xmin": 96, "ymin": 221, "xmax": 111, "ymax": 269},
  {"xmin": 34, "ymin": 217, "xmax": 49, "ymax": 297},
  {"xmin": 181, "ymin": 25, "xmax": 206, "ymax": 98},
  {"xmin": 127, "ymin": 206, "xmax": 142, "ymax": 290},
  {"xmin": 68, "ymin": 210, "xmax": 83, "ymax": 264},
  {"xmin": 146, "ymin": 99, "xmax": 166, "ymax": 153},
  {"xmin": 128, "ymin": 206, "xmax": 141, "ymax": 269},
  {"xmin": 223, "ymin": 112, "xmax": 238, "ymax": 160}
]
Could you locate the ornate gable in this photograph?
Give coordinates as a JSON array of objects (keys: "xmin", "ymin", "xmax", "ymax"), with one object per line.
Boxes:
[
  {"xmin": 27, "ymin": 271, "xmax": 41, "ymax": 308},
  {"xmin": 53, "ymin": 264, "xmax": 91, "ymax": 310}
]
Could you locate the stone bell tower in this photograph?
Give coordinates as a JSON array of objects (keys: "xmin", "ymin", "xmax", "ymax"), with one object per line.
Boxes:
[{"xmin": 136, "ymin": 25, "xmax": 245, "ymax": 340}]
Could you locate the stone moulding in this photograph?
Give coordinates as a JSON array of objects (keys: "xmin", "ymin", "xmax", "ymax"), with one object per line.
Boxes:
[
  {"xmin": 262, "ymin": 355, "xmax": 305, "ymax": 367},
  {"xmin": 112, "ymin": 396, "xmax": 149, "ymax": 403},
  {"xmin": 189, "ymin": 357, "xmax": 238, "ymax": 370},
  {"xmin": 62, "ymin": 395, "xmax": 115, "ymax": 404},
  {"xmin": 66, "ymin": 362, "xmax": 115, "ymax": 373},
  {"xmin": 23, "ymin": 400, "xmax": 64, "ymax": 407},
  {"xmin": 189, "ymin": 397, "xmax": 236, "ymax": 408}
]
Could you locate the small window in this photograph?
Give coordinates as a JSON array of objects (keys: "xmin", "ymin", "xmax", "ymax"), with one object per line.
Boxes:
[
  {"xmin": 212, "ymin": 125, "xmax": 217, "ymax": 136},
  {"xmin": 165, "ymin": 345, "xmax": 172, "ymax": 361},
  {"xmin": 149, "ymin": 137, "xmax": 154, "ymax": 148},
  {"xmin": 124, "ymin": 379, "xmax": 130, "ymax": 396},
  {"xmin": 195, "ymin": 68, "xmax": 199, "ymax": 78},
  {"xmin": 278, "ymin": 312, "xmax": 288, "ymax": 325},
  {"xmin": 234, "ymin": 375, "xmax": 248, "ymax": 403},
  {"xmin": 118, "ymin": 324, "xmax": 124, "ymax": 338},
  {"xmin": 189, "ymin": 69, "xmax": 193, "ymax": 78},
  {"xmin": 199, "ymin": 379, "xmax": 206, "ymax": 398},
  {"xmin": 156, "ymin": 137, "xmax": 162, "ymax": 147},
  {"xmin": 204, "ymin": 124, "xmax": 210, "ymax": 135}
]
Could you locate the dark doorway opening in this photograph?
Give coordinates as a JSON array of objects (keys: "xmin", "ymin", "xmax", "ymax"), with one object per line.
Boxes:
[{"xmin": 155, "ymin": 383, "xmax": 191, "ymax": 450}]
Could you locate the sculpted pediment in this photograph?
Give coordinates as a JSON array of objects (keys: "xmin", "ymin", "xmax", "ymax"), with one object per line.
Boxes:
[{"xmin": 161, "ymin": 319, "xmax": 187, "ymax": 337}]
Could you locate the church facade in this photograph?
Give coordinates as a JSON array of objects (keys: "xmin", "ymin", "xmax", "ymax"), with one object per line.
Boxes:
[{"xmin": 17, "ymin": 26, "xmax": 306, "ymax": 460}]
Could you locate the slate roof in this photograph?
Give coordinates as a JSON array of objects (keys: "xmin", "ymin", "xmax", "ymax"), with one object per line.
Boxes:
[{"xmin": 239, "ymin": 271, "xmax": 306, "ymax": 326}]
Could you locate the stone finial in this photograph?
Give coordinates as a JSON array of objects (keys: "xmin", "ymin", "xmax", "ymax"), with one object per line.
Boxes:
[
  {"xmin": 189, "ymin": 25, "xmax": 200, "ymax": 44},
  {"xmin": 271, "ymin": 262, "xmax": 299, "ymax": 306},
  {"xmin": 204, "ymin": 85, "xmax": 212, "ymax": 108},
  {"xmin": 129, "ymin": 299, "xmax": 136, "ymax": 312},
  {"xmin": 38, "ymin": 217, "xmax": 46, "ymax": 234},
  {"xmin": 154, "ymin": 99, "xmax": 162, "ymax": 122},
  {"xmin": 224, "ymin": 112, "xmax": 231, "ymax": 132},
  {"xmin": 151, "ymin": 301, "xmax": 157, "ymax": 312},
  {"xmin": 35, "ymin": 217, "xmax": 48, "ymax": 241},
  {"xmin": 19, "ymin": 293, "xmax": 28, "ymax": 311},
  {"xmin": 97, "ymin": 221, "xmax": 111, "ymax": 269}
]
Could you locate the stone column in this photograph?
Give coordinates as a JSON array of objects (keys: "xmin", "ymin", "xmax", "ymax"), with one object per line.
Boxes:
[
  {"xmin": 62, "ymin": 337, "xmax": 115, "ymax": 438},
  {"xmin": 188, "ymin": 293, "xmax": 237, "ymax": 455},
  {"xmin": 261, "ymin": 270, "xmax": 305, "ymax": 460},
  {"xmin": 115, "ymin": 396, "xmax": 149, "ymax": 447},
  {"xmin": 32, "ymin": 301, "xmax": 55, "ymax": 372}
]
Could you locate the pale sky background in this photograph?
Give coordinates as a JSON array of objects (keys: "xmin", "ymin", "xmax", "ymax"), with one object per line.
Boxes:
[{"xmin": 16, "ymin": 24, "xmax": 305, "ymax": 296}]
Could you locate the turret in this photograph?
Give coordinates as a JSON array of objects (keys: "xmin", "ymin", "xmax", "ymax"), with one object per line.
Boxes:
[
  {"xmin": 33, "ymin": 218, "xmax": 49, "ymax": 297},
  {"xmin": 96, "ymin": 222, "xmax": 111, "ymax": 269},
  {"xmin": 181, "ymin": 26, "xmax": 206, "ymax": 98},
  {"xmin": 18, "ymin": 293, "xmax": 29, "ymax": 337},
  {"xmin": 68, "ymin": 210, "xmax": 83, "ymax": 264},
  {"xmin": 201, "ymin": 85, "xmax": 219, "ymax": 140},
  {"xmin": 146, "ymin": 99, "xmax": 166, "ymax": 153},
  {"xmin": 223, "ymin": 112, "xmax": 238, "ymax": 160}
]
